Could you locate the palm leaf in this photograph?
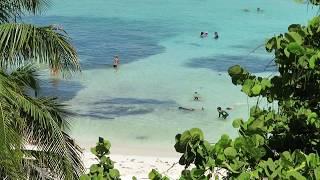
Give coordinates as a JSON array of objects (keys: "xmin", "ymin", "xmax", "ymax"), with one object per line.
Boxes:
[
  {"xmin": 0, "ymin": 0, "xmax": 49, "ymax": 22},
  {"xmin": 0, "ymin": 23, "xmax": 80, "ymax": 72},
  {"xmin": 10, "ymin": 64, "xmax": 39, "ymax": 94},
  {"xmin": 22, "ymin": 133, "xmax": 83, "ymax": 180}
]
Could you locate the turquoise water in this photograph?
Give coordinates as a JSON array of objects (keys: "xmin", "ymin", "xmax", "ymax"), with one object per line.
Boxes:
[{"xmin": 34, "ymin": 0, "xmax": 316, "ymax": 155}]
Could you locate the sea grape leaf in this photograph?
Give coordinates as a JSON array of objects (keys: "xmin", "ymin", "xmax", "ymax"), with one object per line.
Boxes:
[
  {"xmin": 252, "ymin": 84, "xmax": 262, "ymax": 95},
  {"xmin": 224, "ymin": 147, "xmax": 237, "ymax": 159},
  {"xmin": 228, "ymin": 65, "xmax": 243, "ymax": 76},
  {"xmin": 287, "ymin": 42, "xmax": 304, "ymax": 55},
  {"xmin": 285, "ymin": 32, "xmax": 303, "ymax": 45},
  {"xmin": 232, "ymin": 118, "xmax": 243, "ymax": 128},
  {"xmin": 80, "ymin": 175, "xmax": 91, "ymax": 180},
  {"xmin": 109, "ymin": 169, "xmax": 120, "ymax": 178},
  {"xmin": 90, "ymin": 164, "xmax": 99, "ymax": 173}
]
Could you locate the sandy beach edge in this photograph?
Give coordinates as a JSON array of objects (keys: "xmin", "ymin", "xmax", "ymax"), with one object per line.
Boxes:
[{"xmin": 82, "ymin": 151, "xmax": 184, "ymax": 180}]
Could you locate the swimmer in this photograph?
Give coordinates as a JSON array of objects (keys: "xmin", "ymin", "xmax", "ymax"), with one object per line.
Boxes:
[
  {"xmin": 200, "ymin": 32, "xmax": 208, "ymax": 38},
  {"xmin": 113, "ymin": 55, "xmax": 120, "ymax": 68},
  {"xmin": 242, "ymin": 9, "xmax": 250, "ymax": 12},
  {"xmin": 257, "ymin": 8, "xmax": 262, "ymax": 12},
  {"xmin": 178, "ymin": 106, "xmax": 204, "ymax": 111},
  {"xmin": 193, "ymin": 92, "xmax": 200, "ymax": 101},
  {"xmin": 217, "ymin": 107, "xmax": 229, "ymax": 119},
  {"xmin": 214, "ymin": 32, "xmax": 219, "ymax": 39},
  {"xmin": 178, "ymin": 106, "xmax": 195, "ymax": 111},
  {"xmin": 200, "ymin": 32, "xmax": 204, "ymax": 38}
]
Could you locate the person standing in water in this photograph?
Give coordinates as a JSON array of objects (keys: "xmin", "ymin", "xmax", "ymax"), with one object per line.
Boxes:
[
  {"xmin": 113, "ymin": 55, "xmax": 120, "ymax": 68},
  {"xmin": 214, "ymin": 32, "xmax": 219, "ymax": 39},
  {"xmin": 193, "ymin": 92, "xmax": 200, "ymax": 101}
]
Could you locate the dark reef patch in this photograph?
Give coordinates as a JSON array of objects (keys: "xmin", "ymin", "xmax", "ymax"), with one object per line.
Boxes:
[
  {"xmin": 75, "ymin": 97, "xmax": 177, "ymax": 120},
  {"xmin": 186, "ymin": 54, "xmax": 275, "ymax": 73}
]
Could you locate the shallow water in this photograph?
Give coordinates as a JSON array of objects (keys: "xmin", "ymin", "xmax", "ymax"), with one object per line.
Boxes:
[{"xmin": 32, "ymin": 0, "xmax": 316, "ymax": 155}]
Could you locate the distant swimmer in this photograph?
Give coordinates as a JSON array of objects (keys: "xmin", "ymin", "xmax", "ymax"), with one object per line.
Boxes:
[
  {"xmin": 217, "ymin": 107, "xmax": 229, "ymax": 119},
  {"xmin": 200, "ymin": 32, "xmax": 208, "ymax": 38},
  {"xmin": 193, "ymin": 92, "xmax": 200, "ymax": 101},
  {"xmin": 178, "ymin": 106, "xmax": 205, "ymax": 111},
  {"xmin": 213, "ymin": 32, "xmax": 219, "ymax": 39},
  {"xmin": 178, "ymin": 106, "xmax": 195, "ymax": 111},
  {"xmin": 113, "ymin": 55, "xmax": 120, "ymax": 68},
  {"xmin": 257, "ymin": 8, "xmax": 263, "ymax": 12},
  {"xmin": 242, "ymin": 9, "xmax": 250, "ymax": 12}
]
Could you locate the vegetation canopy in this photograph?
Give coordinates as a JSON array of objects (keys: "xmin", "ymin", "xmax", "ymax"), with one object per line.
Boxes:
[{"xmin": 0, "ymin": 0, "xmax": 82, "ymax": 179}]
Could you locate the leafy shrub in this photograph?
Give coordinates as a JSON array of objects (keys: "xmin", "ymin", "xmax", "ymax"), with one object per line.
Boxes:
[{"xmin": 80, "ymin": 137, "xmax": 120, "ymax": 180}]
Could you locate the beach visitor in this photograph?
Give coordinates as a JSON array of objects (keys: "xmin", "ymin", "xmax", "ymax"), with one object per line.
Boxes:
[
  {"xmin": 178, "ymin": 106, "xmax": 195, "ymax": 111},
  {"xmin": 200, "ymin": 32, "xmax": 208, "ymax": 38},
  {"xmin": 217, "ymin": 107, "xmax": 229, "ymax": 119},
  {"xmin": 193, "ymin": 92, "xmax": 200, "ymax": 101},
  {"xmin": 242, "ymin": 8, "xmax": 250, "ymax": 12},
  {"xmin": 200, "ymin": 32, "xmax": 204, "ymax": 38},
  {"xmin": 214, "ymin": 32, "xmax": 219, "ymax": 39},
  {"xmin": 113, "ymin": 55, "xmax": 120, "ymax": 68}
]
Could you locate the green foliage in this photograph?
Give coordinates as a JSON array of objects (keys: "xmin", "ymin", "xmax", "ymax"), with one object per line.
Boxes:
[
  {"xmin": 174, "ymin": 15, "xmax": 320, "ymax": 180},
  {"xmin": 0, "ymin": 0, "xmax": 82, "ymax": 179},
  {"xmin": 80, "ymin": 137, "xmax": 121, "ymax": 180},
  {"xmin": 0, "ymin": 66, "xmax": 84, "ymax": 179},
  {"xmin": 148, "ymin": 169, "xmax": 169, "ymax": 180}
]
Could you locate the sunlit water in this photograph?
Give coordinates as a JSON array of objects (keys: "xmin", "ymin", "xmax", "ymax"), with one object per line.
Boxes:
[{"xmin": 31, "ymin": 0, "xmax": 316, "ymax": 156}]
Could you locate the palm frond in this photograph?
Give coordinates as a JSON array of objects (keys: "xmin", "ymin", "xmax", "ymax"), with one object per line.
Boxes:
[
  {"xmin": 10, "ymin": 64, "xmax": 39, "ymax": 94},
  {"xmin": 0, "ymin": 23, "xmax": 80, "ymax": 72},
  {"xmin": 0, "ymin": 74, "xmax": 24, "ymax": 179},
  {"xmin": 22, "ymin": 132, "xmax": 83, "ymax": 180},
  {"xmin": 0, "ymin": 70, "xmax": 84, "ymax": 179},
  {"xmin": 0, "ymin": 0, "xmax": 49, "ymax": 22}
]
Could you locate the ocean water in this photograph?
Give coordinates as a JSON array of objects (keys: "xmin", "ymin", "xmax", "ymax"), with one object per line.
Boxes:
[{"xmin": 32, "ymin": 0, "xmax": 316, "ymax": 155}]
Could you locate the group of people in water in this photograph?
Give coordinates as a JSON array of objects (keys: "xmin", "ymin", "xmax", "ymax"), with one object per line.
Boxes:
[
  {"xmin": 200, "ymin": 31, "xmax": 219, "ymax": 39},
  {"xmin": 178, "ymin": 91, "xmax": 230, "ymax": 119}
]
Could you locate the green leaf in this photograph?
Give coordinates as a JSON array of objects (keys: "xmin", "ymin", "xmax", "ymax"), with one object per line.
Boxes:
[
  {"xmin": 228, "ymin": 65, "xmax": 243, "ymax": 76},
  {"xmin": 242, "ymin": 79, "xmax": 254, "ymax": 95},
  {"xmin": 310, "ymin": 55, "xmax": 318, "ymax": 69},
  {"xmin": 232, "ymin": 118, "xmax": 243, "ymax": 128},
  {"xmin": 285, "ymin": 32, "xmax": 303, "ymax": 45},
  {"xmin": 190, "ymin": 168, "xmax": 205, "ymax": 178},
  {"xmin": 90, "ymin": 164, "xmax": 99, "ymax": 173},
  {"xmin": 80, "ymin": 175, "xmax": 91, "ymax": 180},
  {"xmin": 261, "ymin": 78, "xmax": 272, "ymax": 89},
  {"xmin": 91, "ymin": 147, "xmax": 97, "ymax": 155},
  {"xmin": 148, "ymin": 169, "xmax": 157, "ymax": 179},
  {"xmin": 109, "ymin": 169, "xmax": 120, "ymax": 178},
  {"xmin": 251, "ymin": 84, "xmax": 262, "ymax": 95},
  {"xmin": 287, "ymin": 171, "xmax": 306, "ymax": 180},
  {"xmin": 238, "ymin": 172, "xmax": 250, "ymax": 179},
  {"xmin": 315, "ymin": 167, "xmax": 320, "ymax": 180},
  {"xmin": 224, "ymin": 147, "xmax": 237, "ymax": 159}
]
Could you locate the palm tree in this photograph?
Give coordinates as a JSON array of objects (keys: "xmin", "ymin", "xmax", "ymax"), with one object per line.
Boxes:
[{"xmin": 0, "ymin": 0, "xmax": 83, "ymax": 179}]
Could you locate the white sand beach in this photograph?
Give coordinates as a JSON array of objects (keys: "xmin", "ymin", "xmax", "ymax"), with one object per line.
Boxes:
[
  {"xmin": 82, "ymin": 151, "xmax": 184, "ymax": 179},
  {"xmin": 82, "ymin": 150, "xmax": 228, "ymax": 179}
]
